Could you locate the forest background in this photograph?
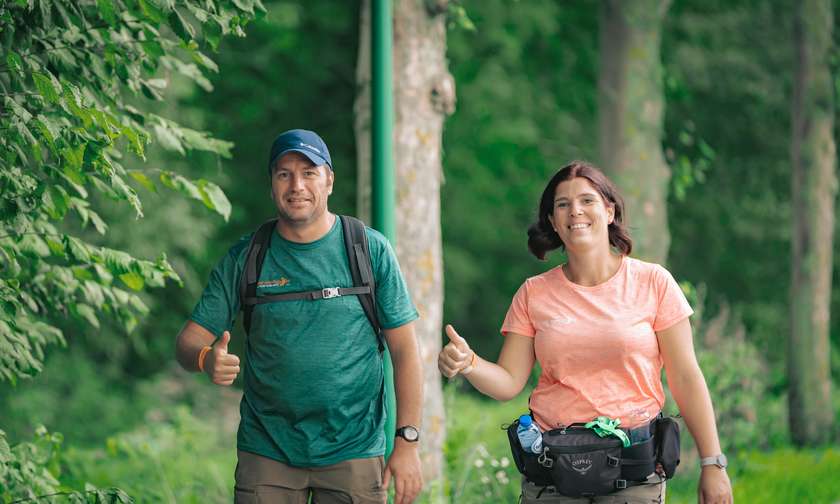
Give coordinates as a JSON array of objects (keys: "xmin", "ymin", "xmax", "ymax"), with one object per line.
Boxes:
[{"xmin": 1, "ymin": 0, "xmax": 839, "ymax": 502}]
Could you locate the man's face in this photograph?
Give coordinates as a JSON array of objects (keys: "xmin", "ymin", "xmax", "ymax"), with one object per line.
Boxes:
[{"xmin": 270, "ymin": 152, "xmax": 334, "ymax": 228}]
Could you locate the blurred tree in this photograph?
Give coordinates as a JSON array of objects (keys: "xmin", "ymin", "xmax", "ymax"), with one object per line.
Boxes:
[
  {"xmin": 789, "ymin": 0, "xmax": 836, "ymax": 446},
  {"xmin": 662, "ymin": 1, "xmax": 796, "ymax": 367},
  {"xmin": 598, "ymin": 0, "xmax": 672, "ymax": 263},
  {"xmin": 355, "ymin": 0, "xmax": 455, "ymax": 487}
]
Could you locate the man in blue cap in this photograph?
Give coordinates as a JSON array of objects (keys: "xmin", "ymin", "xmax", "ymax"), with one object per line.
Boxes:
[{"xmin": 175, "ymin": 129, "xmax": 424, "ymax": 503}]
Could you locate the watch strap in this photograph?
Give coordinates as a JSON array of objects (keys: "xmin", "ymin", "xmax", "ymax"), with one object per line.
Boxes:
[{"xmin": 700, "ymin": 454, "xmax": 727, "ymax": 468}]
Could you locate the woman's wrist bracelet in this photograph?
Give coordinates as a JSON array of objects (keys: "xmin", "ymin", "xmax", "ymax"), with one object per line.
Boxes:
[{"xmin": 460, "ymin": 351, "xmax": 478, "ymax": 376}]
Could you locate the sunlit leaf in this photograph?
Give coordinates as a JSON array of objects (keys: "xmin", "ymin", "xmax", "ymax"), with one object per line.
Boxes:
[
  {"xmin": 119, "ymin": 272, "xmax": 144, "ymax": 291},
  {"xmin": 128, "ymin": 171, "xmax": 157, "ymax": 192}
]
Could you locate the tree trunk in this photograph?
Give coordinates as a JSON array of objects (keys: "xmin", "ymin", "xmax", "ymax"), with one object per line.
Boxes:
[
  {"xmin": 598, "ymin": 0, "xmax": 672, "ymax": 264},
  {"xmin": 354, "ymin": 0, "xmax": 454, "ymax": 490},
  {"xmin": 789, "ymin": 0, "xmax": 836, "ymax": 447}
]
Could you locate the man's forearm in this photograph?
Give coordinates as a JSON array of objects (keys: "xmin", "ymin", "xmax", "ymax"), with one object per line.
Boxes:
[
  {"xmin": 392, "ymin": 347, "xmax": 423, "ymax": 428},
  {"xmin": 385, "ymin": 325, "xmax": 424, "ymax": 429},
  {"xmin": 175, "ymin": 321, "xmax": 217, "ymax": 371}
]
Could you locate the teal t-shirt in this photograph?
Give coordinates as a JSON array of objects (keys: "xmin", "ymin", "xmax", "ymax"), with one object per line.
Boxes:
[{"xmin": 190, "ymin": 216, "xmax": 418, "ymax": 467}]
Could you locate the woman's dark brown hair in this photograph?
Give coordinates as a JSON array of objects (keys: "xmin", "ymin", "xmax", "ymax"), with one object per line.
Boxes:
[{"xmin": 527, "ymin": 160, "xmax": 632, "ymax": 260}]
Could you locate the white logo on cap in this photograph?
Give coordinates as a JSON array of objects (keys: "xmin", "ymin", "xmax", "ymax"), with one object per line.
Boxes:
[{"xmin": 298, "ymin": 142, "xmax": 321, "ymax": 154}]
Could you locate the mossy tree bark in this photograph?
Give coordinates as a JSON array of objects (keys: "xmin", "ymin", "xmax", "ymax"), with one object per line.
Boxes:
[
  {"xmin": 789, "ymin": 0, "xmax": 836, "ymax": 447},
  {"xmin": 598, "ymin": 0, "xmax": 672, "ymax": 264},
  {"xmin": 355, "ymin": 0, "xmax": 455, "ymax": 489}
]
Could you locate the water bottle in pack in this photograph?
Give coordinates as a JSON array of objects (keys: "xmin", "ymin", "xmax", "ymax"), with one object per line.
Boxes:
[{"xmin": 516, "ymin": 414, "xmax": 543, "ymax": 453}]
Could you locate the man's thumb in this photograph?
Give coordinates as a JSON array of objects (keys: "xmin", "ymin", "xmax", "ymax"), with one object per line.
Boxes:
[
  {"xmin": 445, "ymin": 324, "xmax": 468, "ymax": 350},
  {"xmin": 217, "ymin": 331, "xmax": 231, "ymax": 352}
]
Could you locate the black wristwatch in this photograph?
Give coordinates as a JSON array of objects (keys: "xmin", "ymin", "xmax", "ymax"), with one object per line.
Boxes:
[{"xmin": 395, "ymin": 425, "xmax": 420, "ymax": 442}]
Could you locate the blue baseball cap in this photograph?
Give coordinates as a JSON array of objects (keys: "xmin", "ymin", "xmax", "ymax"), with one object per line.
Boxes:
[{"xmin": 267, "ymin": 129, "xmax": 333, "ymax": 173}]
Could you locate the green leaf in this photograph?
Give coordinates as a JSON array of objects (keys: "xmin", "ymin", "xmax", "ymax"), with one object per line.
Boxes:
[
  {"xmin": 33, "ymin": 115, "xmax": 60, "ymax": 153},
  {"xmin": 118, "ymin": 272, "xmax": 144, "ymax": 291},
  {"xmin": 44, "ymin": 236, "xmax": 65, "ymax": 256},
  {"xmin": 96, "ymin": 0, "xmax": 117, "ymax": 25},
  {"xmin": 140, "ymin": 80, "xmax": 164, "ymax": 100},
  {"xmin": 71, "ymin": 267, "xmax": 94, "ymax": 281},
  {"xmin": 169, "ymin": 9, "xmax": 195, "ymax": 43},
  {"xmin": 6, "ymin": 51, "xmax": 24, "ymax": 78},
  {"xmin": 97, "ymin": 247, "xmax": 133, "ymax": 274},
  {"xmin": 128, "ymin": 294, "xmax": 149, "ymax": 315},
  {"xmin": 204, "ymin": 18, "xmax": 222, "ymax": 51},
  {"xmin": 145, "ymin": 77, "xmax": 168, "ymax": 90},
  {"xmin": 19, "ymin": 235, "xmax": 50, "ymax": 257},
  {"xmin": 75, "ymin": 304, "xmax": 100, "ymax": 329},
  {"xmin": 137, "ymin": 0, "xmax": 166, "ymax": 21},
  {"xmin": 191, "ymin": 50, "xmax": 219, "ymax": 72},
  {"xmin": 159, "ymin": 171, "xmax": 201, "ymax": 200},
  {"xmin": 128, "ymin": 171, "xmax": 157, "ymax": 192},
  {"xmin": 232, "ymin": 0, "xmax": 256, "ymax": 14},
  {"xmin": 121, "ymin": 125, "xmax": 147, "ymax": 159},
  {"xmin": 32, "ymin": 71, "xmax": 61, "ymax": 104},
  {"xmin": 65, "ymin": 236, "xmax": 92, "ymax": 262},
  {"xmin": 88, "ymin": 210, "xmax": 108, "ymax": 234},
  {"xmin": 61, "ymin": 143, "xmax": 86, "ymax": 171},
  {"xmin": 196, "ymin": 180, "xmax": 231, "ymax": 221},
  {"xmin": 152, "ymin": 124, "xmax": 184, "ymax": 154},
  {"xmin": 43, "ymin": 185, "xmax": 70, "ymax": 220},
  {"xmin": 179, "ymin": 127, "xmax": 233, "ymax": 157},
  {"xmin": 140, "ymin": 40, "xmax": 165, "ymax": 60}
]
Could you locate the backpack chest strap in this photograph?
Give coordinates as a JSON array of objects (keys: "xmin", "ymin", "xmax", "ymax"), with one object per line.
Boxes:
[{"xmin": 242, "ymin": 285, "xmax": 372, "ymax": 305}]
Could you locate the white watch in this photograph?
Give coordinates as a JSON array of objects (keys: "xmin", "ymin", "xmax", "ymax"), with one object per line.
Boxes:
[{"xmin": 700, "ymin": 454, "xmax": 728, "ymax": 469}]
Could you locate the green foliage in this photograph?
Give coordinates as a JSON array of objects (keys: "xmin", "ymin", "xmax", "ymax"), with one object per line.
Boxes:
[
  {"xmin": 62, "ymin": 406, "xmax": 236, "ymax": 503},
  {"xmin": 0, "ymin": 0, "xmax": 263, "ymax": 384},
  {"xmin": 0, "ymin": 426, "xmax": 132, "ymax": 503},
  {"xmin": 0, "ymin": 0, "xmax": 265, "ymax": 497},
  {"xmin": 660, "ymin": 302, "xmax": 791, "ymax": 455}
]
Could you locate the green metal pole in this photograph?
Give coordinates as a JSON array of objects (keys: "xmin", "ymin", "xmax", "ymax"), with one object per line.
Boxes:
[{"xmin": 371, "ymin": 0, "xmax": 397, "ymax": 460}]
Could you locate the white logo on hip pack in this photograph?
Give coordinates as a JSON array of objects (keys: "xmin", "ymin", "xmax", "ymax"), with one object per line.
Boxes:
[{"xmin": 570, "ymin": 456, "xmax": 593, "ymax": 474}]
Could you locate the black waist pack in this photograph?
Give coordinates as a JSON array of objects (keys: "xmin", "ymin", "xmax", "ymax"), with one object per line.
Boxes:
[
  {"xmin": 506, "ymin": 418, "xmax": 660, "ymax": 498},
  {"xmin": 654, "ymin": 415, "xmax": 681, "ymax": 478}
]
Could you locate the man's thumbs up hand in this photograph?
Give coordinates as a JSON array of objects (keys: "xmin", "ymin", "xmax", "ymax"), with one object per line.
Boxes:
[
  {"xmin": 438, "ymin": 324, "xmax": 476, "ymax": 378},
  {"xmin": 206, "ymin": 330, "xmax": 240, "ymax": 386}
]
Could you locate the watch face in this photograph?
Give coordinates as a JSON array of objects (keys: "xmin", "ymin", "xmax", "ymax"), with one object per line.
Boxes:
[
  {"xmin": 398, "ymin": 426, "xmax": 419, "ymax": 442},
  {"xmin": 717, "ymin": 454, "xmax": 728, "ymax": 468}
]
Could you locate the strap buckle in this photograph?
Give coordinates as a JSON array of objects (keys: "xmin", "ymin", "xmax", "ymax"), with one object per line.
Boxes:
[
  {"xmin": 322, "ymin": 287, "xmax": 341, "ymax": 299},
  {"xmin": 538, "ymin": 449, "xmax": 553, "ymax": 468}
]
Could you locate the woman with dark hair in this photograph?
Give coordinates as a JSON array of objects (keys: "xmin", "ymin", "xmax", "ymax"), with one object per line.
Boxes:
[{"xmin": 438, "ymin": 161, "xmax": 732, "ymax": 503}]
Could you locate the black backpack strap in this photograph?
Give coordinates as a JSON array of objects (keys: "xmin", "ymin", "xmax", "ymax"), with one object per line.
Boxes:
[
  {"xmin": 239, "ymin": 219, "xmax": 277, "ymax": 335},
  {"xmin": 243, "ymin": 286, "xmax": 372, "ymax": 304},
  {"xmin": 340, "ymin": 215, "xmax": 384, "ymax": 352}
]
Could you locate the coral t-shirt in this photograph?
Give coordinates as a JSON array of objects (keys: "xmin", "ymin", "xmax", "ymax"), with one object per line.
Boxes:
[{"xmin": 501, "ymin": 256, "xmax": 693, "ymax": 430}]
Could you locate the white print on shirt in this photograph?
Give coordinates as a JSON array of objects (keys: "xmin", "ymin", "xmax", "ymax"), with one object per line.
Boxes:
[{"xmin": 546, "ymin": 315, "xmax": 576, "ymax": 327}]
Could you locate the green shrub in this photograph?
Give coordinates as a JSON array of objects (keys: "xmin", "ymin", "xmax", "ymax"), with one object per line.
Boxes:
[{"xmin": 0, "ymin": 427, "xmax": 130, "ymax": 503}]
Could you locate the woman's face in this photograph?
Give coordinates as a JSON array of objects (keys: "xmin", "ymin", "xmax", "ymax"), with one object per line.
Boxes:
[{"xmin": 548, "ymin": 177, "xmax": 615, "ymax": 252}]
